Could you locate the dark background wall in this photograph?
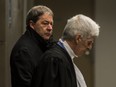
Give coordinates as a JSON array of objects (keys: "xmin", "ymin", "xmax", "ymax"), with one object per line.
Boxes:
[{"xmin": 95, "ymin": 0, "xmax": 116, "ymax": 87}]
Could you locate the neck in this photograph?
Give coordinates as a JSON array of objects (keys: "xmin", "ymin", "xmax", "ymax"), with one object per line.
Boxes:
[{"xmin": 65, "ymin": 39, "xmax": 76, "ymax": 52}]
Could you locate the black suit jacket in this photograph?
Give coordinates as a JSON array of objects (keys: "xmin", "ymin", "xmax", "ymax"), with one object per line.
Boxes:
[
  {"xmin": 10, "ymin": 28, "xmax": 51, "ymax": 87},
  {"xmin": 33, "ymin": 44, "xmax": 77, "ymax": 87}
]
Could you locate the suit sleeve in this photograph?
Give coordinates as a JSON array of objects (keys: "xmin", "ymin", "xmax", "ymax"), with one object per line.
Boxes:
[{"xmin": 10, "ymin": 48, "xmax": 34, "ymax": 87}]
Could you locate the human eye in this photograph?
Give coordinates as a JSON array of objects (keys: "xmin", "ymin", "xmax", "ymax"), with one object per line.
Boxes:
[
  {"xmin": 42, "ymin": 21, "xmax": 49, "ymax": 25},
  {"xmin": 42, "ymin": 20, "xmax": 53, "ymax": 26}
]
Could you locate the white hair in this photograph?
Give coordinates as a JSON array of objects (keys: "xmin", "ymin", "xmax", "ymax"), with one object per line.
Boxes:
[{"xmin": 62, "ymin": 14, "xmax": 100, "ymax": 40}]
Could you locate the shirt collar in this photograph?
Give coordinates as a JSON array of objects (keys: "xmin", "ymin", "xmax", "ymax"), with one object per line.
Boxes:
[{"xmin": 59, "ymin": 39, "xmax": 78, "ymax": 60}]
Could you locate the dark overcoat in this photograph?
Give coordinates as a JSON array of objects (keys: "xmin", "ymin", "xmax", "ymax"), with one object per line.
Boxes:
[
  {"xmin": 33, "ymin": 44, "xmax": 77, "ymax": 87},
  {"xmin": 10, "ymin": 28, "xmax": 51, "ymax": 87}
]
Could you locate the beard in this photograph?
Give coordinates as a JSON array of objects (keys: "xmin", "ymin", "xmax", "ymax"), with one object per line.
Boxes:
[{"xmin": 85, "ymin": 50, "xmax": 90, "ymax": 55}]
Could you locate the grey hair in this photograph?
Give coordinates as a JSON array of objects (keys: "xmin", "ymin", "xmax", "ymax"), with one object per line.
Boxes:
[
  {"xmin": 26, "ymin": 5, "xmax": 53, "ymax": 26},
  {"xmin": 62, "ymin": 14, "xmax": 100, "ymax": 40}
]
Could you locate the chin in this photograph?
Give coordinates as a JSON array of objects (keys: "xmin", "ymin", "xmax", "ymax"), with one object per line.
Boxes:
[{"xmin": 44, "ymin": 37, "xmax": 50, "ymax": 41}]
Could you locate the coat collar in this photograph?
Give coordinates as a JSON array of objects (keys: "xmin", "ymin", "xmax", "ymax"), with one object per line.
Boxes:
[{"xmin": 26, "ymin": 27, "xmax": 48, "ymax": 52}]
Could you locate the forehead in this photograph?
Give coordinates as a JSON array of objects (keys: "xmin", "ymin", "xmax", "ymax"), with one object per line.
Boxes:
[{"xmin": 39, "ymin": 13, "xmax": 53, "ymax": 21}]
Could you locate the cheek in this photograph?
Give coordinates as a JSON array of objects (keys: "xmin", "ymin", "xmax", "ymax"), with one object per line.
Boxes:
[
  {"xmin": 78, "ymin": 47, "xmax": 87, "ymax": 55},
  {"xmin": 34, "ymin": 26, "xmax": 44, "ymax": 36},
  {"xmin": 36, "ymin": 29, "xmax": 45, "ymax": 36},
  {"xmin": 80, "ymin": 48, "xmax": 85, "ymax": 53},
  {"xmin": 34, "ymin": 24, "xmax": 44, "ymax": 32}
]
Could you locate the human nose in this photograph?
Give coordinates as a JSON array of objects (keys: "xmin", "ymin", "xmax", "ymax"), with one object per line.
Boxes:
[
  {"xmin": 88, "ymin": 45, "xmax": 92, "ymax": 50},
  {"xmin": 87, "ymin": 43, "xmax": 93, "ymax": 50},
  {"xmin": 86, "ymin": 41, "xmax": 93, "ymax": 50},
  {"xmin": 47, "ymin": 24, "xmax": 53, "ymax": 30}
]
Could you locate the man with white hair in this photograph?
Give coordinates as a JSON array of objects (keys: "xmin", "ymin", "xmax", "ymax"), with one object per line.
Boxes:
[{"xmin": 33, "ymin": 14, "xmax": 100, "ymax": 87}]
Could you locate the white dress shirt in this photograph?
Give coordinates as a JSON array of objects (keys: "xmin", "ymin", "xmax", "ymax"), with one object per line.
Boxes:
[{"xmin": 59, "ymin": 39, "xmax": 87, "ymax": 87}]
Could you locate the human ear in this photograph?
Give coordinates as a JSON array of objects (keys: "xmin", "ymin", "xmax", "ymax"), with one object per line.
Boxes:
[
  {"xmin": 29, "ymin": 20, "xmax": 35, "ymax": 30},
  {"xmin": 75, "ymin": 34, "xmax": 82, "ymax": 44}
]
